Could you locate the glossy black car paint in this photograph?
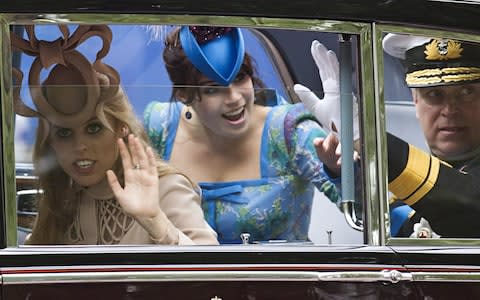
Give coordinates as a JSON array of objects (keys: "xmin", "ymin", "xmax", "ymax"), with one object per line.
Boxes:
[
  {"xmin": 1, "ymin": 0, "xmax": 480, "ymax": 33},
  {"xmin": 6, "ymin": 282, "xmax": 421, "ymax": 299}
]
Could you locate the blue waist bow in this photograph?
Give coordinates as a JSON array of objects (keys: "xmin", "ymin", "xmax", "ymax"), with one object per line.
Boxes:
[{"xmin": 200, "ymin": 184, "xmax": 249, "ymax": 231}]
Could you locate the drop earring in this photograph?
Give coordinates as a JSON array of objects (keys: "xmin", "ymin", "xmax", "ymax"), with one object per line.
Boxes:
[{"xmin": 185, "ymin": 107, "xmax": 192, "ymax": 120}]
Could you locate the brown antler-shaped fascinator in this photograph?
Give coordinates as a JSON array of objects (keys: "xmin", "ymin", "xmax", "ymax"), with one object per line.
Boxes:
[{"xmin": 11, "ymin": 24, "xmax": 120, "ymax": 127}]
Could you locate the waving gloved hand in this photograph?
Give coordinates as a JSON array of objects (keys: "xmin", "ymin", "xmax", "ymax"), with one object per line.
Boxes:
[{"xmin": 294, "ymin": 40, "xmax": 359, "ymax": 140}]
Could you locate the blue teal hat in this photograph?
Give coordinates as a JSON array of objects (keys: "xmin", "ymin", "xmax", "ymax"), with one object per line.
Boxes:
[{"xmin": 179, "ymin": 26, "xmax": 245, "ymax": 86}]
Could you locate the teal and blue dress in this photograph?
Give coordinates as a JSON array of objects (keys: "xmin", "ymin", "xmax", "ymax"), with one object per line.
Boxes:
[{"xmin": 144, "ymin": 99, "xmax": 341, "ymax": 244}]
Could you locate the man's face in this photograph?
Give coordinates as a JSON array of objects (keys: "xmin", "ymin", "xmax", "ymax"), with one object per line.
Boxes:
[{"xmin": 413, "ymin": 82, "xmax": 480, "ymax": 160}]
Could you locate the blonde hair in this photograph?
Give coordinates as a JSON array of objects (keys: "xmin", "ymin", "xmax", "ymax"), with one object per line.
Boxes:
[{"xmin": 26, "ymin": 73, "xmax": 178, "ymax": 245}]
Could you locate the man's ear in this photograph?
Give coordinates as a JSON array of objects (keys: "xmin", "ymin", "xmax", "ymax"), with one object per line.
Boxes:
[{"xmin": 411, "ymin": 88, "xmax": 418, "ymax": 104}]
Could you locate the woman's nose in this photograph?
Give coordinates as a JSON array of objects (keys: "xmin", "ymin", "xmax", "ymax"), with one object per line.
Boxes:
[
  {"xmin": 72, "ymin": 136, "xmax": 88, "ymax": 152},
  {"xmin": 226, "ymin": 86, "xmax": 242, "ymax": 102}
]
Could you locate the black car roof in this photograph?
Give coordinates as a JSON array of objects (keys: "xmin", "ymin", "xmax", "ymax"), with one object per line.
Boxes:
[{"xmin": 1, "ymin": 0, "xmax": 480, "ymax": 33}]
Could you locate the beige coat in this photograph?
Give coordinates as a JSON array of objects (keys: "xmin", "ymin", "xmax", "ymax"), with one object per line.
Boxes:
[{"xmin": 63, "ymin": 173, "xmax": 218, "ymax": 245}]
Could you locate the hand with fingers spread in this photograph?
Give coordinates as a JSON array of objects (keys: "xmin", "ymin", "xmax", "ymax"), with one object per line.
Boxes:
[
  {"xmin": 294, "ymin": 40, "xmax": 359, "ymax": 140},
  {"xmin": 107, "ymin": 134, "xmax": 162, "ymax": 221}
]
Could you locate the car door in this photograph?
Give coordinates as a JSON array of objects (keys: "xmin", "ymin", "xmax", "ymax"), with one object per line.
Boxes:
[{"xmin": 0, "ymin": 1, "xmax": 454, "ymax": 299}]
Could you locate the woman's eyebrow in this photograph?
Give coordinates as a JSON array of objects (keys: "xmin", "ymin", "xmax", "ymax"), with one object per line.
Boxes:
[
  {"xmin": 198, "ymin": 80, "xmax": 218, "ymax": 86},
  {"xmin": 52, "ymin": 117, "xmax": 99, "ymax": 130},
  {"xmin": 51, "ymin": 124, "xmax": 70, "ymax": 130},
  {"xmin": 87, "ymin": 117, "xmax": 99, "ymax": 122}
]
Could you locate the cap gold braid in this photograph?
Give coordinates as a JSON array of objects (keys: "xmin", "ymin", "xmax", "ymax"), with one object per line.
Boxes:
[
  {"xmin": 406, "ymin": 67, "xmax": 480, "ymax": 86},
  {"xmin": 403, "ymin": 38, "xmax": 480, "ymax": 87}
]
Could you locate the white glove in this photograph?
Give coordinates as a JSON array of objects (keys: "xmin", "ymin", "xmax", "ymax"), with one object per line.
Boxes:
[
  {"xmin": 294, "ymin": 40, "xmax": 359, "ymax": 140},
  {"xmin": 410, "ymin": 218, "xmax": 441, "ymax": 239}
]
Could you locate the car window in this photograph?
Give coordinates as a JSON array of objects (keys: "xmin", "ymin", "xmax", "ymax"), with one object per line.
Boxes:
[
  {"xmin": 10, "ymin": 21, "xmax": 367, "ymax": 247},
  {"xmin": 13, "ymin": 25, "xmax": 288, "ymax": 162}
]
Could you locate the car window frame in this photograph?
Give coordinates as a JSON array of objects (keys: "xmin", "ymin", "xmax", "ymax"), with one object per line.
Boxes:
[
  {"xmin": 375, "ymin": 24, "xmax": 480, "ymax": 246},
  {"xmin": 0, "ymin": 13, "xmax": 374, "ymax": 249}
]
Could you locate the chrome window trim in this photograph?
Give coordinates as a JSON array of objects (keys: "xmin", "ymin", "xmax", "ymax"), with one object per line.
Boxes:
[
  {"xmin": 1, "ymin": 13, "xmax": 372, "ymax": 247},
  {"xmin": 1, "ymin": 268, "xmax": 413, "ymax": 284},
  {"xmin": 5, "ymin": 268, "xmax": 480, "ymax": 286},
  {"xmin": 375, "ymin": 24, "xmax": 480, "ymax": 246},
  {"xmin": 411, "ymin": 272, "xmax": 480, "ymax": 282},
  {"xmin": 6, "ymin": 263, "xmax": 480, "ymax": 284},
  {"xmin": 0, "ymin": 16, "xmax": 17, "ymax": 247},
  {"xmin": 360, "ymin": 24, "xmax": 380, "ymax": 246},
  {"xmin": 4, "ymin": 267, "xmax": 480, "ymax": 284},
  {"xmin": 2, "ymin": 13, "xmax": 368, "ymax": 31}
]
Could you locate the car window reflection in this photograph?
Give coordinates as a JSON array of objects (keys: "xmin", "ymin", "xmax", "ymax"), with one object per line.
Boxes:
[
  {"xmin": 384, "ymin": 33, "xmax": 480, "ymax": 239},
  {"xmin": 13, "ymin": 24, "xmax": 364, "ymax": 246}
]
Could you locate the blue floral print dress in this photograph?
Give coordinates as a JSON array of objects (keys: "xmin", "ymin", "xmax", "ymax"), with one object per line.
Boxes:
[{"xmin": 144, "ymin": 101, "xmax": 340, "ymax": 244}]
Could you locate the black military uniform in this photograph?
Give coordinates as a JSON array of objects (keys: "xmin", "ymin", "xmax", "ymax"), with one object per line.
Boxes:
[{"xmin": 388, "ymin": 133, "xmax": 480, "ymax": 238}]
